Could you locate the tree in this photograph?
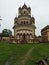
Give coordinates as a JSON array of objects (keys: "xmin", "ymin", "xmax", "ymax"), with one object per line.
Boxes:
[
  {"xmin": 0, "ymin": 33, "xmax": 2, "ymax": 40},
  {"xmin": 2, "ymin": 29, "xmax": 12, "ymax": 37}
]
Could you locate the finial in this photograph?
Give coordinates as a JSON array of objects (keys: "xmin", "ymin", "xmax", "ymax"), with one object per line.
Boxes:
[{"xmin": 24, "ymin": 2, "xmax": 25, "ymax": 5}]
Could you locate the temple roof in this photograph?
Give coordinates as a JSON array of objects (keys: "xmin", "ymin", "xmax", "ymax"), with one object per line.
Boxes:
[
  {"xmin": 18, "ymin": 3, "xmax": 31, "ymax": 10},
  {"xmin": 22, "ymin": 3, "xmax": 27, "ymax": 9},
  {"xmin": 19, "ymin": 7, "xmax": 21, "ymax": 10},
  {"xmin": 41, "ymin": 25, "xmax": 49, "ymax": 32},
  {"xmin": 28, "ymin": 7, "xmax": 31, "ymax": 10}
]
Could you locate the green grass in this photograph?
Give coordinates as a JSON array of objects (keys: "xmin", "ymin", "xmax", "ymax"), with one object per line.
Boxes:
[
  {"xmin": 0, "ymin": 42, "xmax": 49, "ymax": 65},
  {"xmin": 0, "ymin": 42, "xmax": 33, "ymax": 65},
  {"xmin": 26, "ymin": 43, "xmax": 49, "ymax": 65}
]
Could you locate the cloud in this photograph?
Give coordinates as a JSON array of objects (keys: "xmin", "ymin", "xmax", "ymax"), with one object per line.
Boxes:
[{"xmin": 0, "ymin": 0, "xmax": 49, "ymax": 35}]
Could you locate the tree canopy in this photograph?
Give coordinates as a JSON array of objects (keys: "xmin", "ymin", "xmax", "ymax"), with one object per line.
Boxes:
[{"xmin": 1, "ymin": 29, "xmax": 12, "ymax": 37}]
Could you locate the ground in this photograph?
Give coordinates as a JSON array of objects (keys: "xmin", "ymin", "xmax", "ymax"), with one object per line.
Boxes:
[{"xmin": 0, "ymin": 42, "xmax": 49, "ymax": 65}]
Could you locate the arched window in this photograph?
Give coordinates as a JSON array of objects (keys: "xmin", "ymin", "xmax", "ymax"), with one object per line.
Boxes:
[
  {"xmin": 26, "ymin": 33, "xmax": 29, "ymax": 39},
  {"xmin": 17, "ymin": 33, "xmax": 20, "ymax": 39},
  {"xmin": 24, "ymin": 21, "xmax": 25, "ymax": 24},
  {"xmin": 30, "ymin": 33, "xmax": 32, "ymax": 38},
  {"xmin": 24, "ymin": 11, "xmax": 25, "ymax": 14},
  {"xmin": 20, "ymin": 33, "xmax": 22, "ymax": 39},
  {"xmin": 26, "ymin": 21, "xmax": 28, "ymax": 24},
  {"xmin": 21, "ymin": 21, "xmax": 23, "ymax": 24}
]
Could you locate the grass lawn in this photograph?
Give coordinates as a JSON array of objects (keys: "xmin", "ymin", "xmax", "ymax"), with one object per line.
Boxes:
[
  {"xmin": 0, "ymin": 42, "xmax": 33, "ymax": 65},
  {"xmin": 26, "ymin": 43, "xmax": 49, "ymax": 65},
  {"xmin": 0, "ymin": 42, "xmax": 49, "ymax": 65}
]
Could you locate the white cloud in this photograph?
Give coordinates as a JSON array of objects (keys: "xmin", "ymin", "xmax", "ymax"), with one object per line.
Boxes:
[{"xmin": 0, "ymin": 0, "xmax": 49, "ymax": 36}]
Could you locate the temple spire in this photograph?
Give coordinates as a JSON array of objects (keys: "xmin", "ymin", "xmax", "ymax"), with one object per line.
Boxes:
[{"xmin": 22, "ymin": 3, "xmax": 27, "ymax": 9}]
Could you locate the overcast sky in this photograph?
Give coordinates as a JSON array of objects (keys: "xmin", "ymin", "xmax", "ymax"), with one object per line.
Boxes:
[{"xmin": 0, "ymin": 0, "xmax": 49, "ymax": 36}]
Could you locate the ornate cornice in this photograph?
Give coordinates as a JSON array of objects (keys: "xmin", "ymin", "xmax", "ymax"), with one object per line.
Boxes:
[
  {"xmin": 13, "ymin": 24, "xmax": 36, "ymax": 29},
  {"xmin": 18, "ymin": 15, "xmax": 31, "ymax": 18}
]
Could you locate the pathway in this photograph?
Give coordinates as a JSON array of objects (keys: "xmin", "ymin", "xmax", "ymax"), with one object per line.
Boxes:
[
  {"xmin": 18, "ymin": 45, "xmax": 39, "ymax": 65},
  {"xmin": 5, "ymin": 45, "xmax": 39, "ymax": 65}
]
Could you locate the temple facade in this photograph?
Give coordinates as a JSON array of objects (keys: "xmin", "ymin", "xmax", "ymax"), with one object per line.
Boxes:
[
  {"xmin": 13, "ymin": 4, "xmax": 36, "ymax": 43},
  {"xmin": 41, "ymin": 25, "xmax": 49, "ymax": 42}
]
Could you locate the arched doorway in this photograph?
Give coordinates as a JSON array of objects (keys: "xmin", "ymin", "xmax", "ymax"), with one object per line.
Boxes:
[{"xmin": 21, "ymin": 33, "xmax": 27, "ymax": 43}]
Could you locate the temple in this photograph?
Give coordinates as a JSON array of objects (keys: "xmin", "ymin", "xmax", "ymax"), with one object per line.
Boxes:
[{"xmin": 13, "ymin": 4, "xmax": 36, "ymax": 43}]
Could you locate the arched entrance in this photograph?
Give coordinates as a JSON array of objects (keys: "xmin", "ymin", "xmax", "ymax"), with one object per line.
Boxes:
[{"xmin": 21, "ymin": 33, "xmax": 27, "ymax": 43}]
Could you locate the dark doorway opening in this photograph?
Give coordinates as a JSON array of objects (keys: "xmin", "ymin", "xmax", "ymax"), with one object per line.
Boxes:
[{"xmin": 21, "ymin": 33, "xmax": 27, "ymax": 43}]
